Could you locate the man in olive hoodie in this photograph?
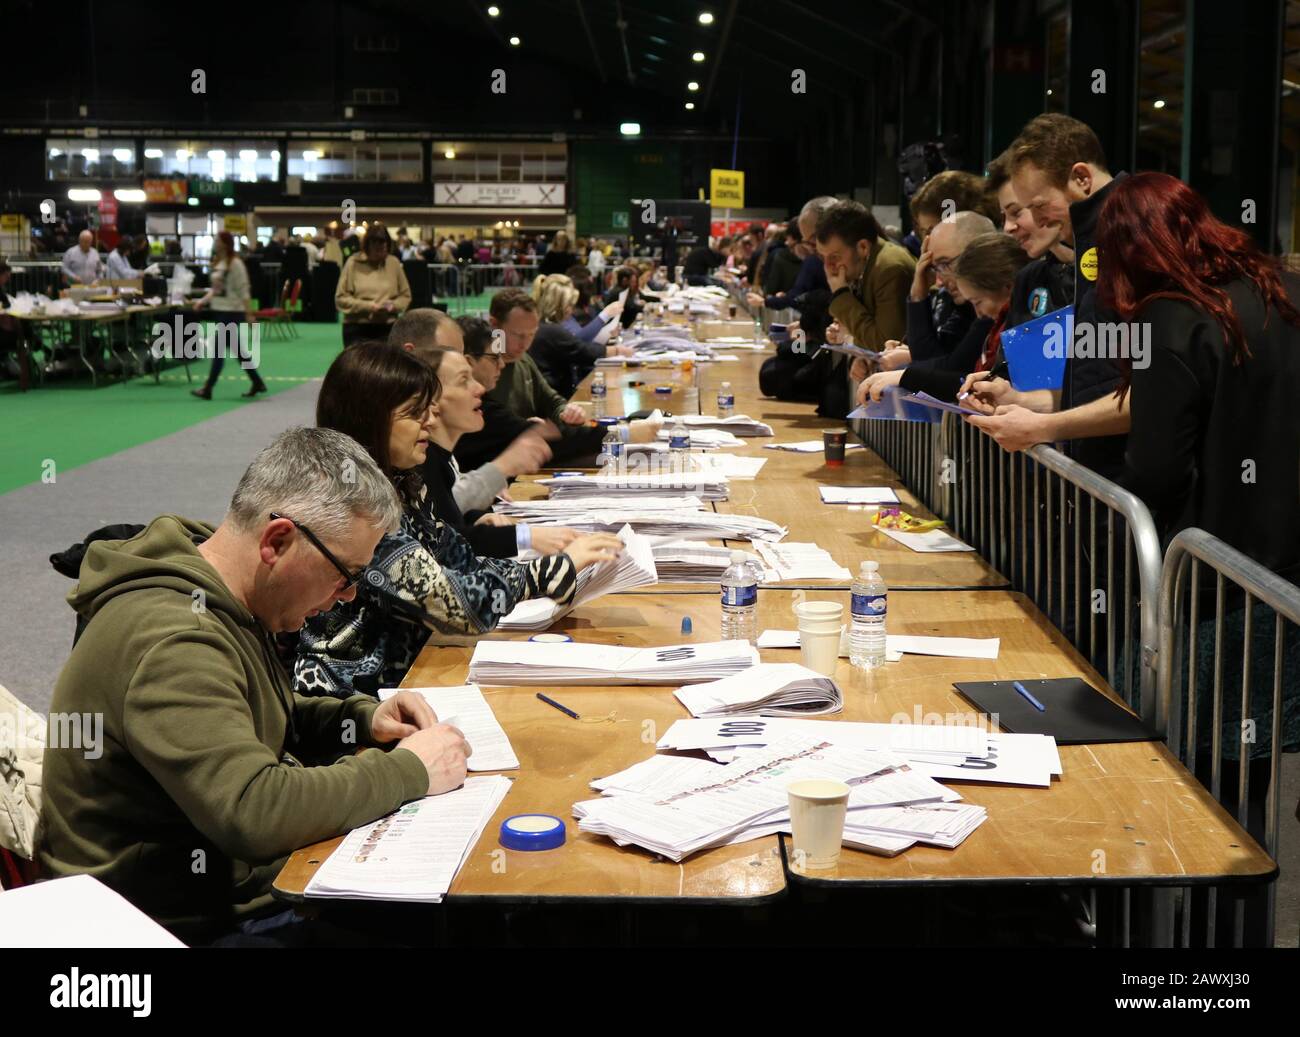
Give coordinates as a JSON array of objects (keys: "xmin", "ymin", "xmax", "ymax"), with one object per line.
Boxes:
[{"xmin": 37, "ymin": 427, "xmax": 470, "ymax": 944}]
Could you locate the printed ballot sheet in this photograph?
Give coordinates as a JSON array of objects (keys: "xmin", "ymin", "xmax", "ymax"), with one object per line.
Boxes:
[
  {"xmin": 657, "ymin": 716, "xmax": 989, "ymax": 762},
  {"xmin": 875, "ymin": 525, "xmax": 975, "ymax": 553},
  {"xmin": 764, "ymin": 440, "xmax": 866, "ymax": 454},
  {"xmin": 305, "ymin": 775, "xmax": 512, "ymax": 903},
  {"xmin": 818, "ymin": 485, "xmax": 900, "ymax": 505},
  {"xmin": 468, "ymin": 638, "xmax": 760, "ymax": 685},
  {"xmin": 753, "ymin": 541, "xmax": 852, "ymax": 581},
  {"xmin": 379, "ymin": 684, "xmax": 519, "ymax": 771},
  {"xmin": 673, "ymin": 662, "xmax": 844, "ymax": 717}
]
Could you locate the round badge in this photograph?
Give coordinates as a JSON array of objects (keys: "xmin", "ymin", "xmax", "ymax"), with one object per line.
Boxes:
[{"xmin": 1079, "ymin": 247, "xmax": 1099, "ymax": 282}]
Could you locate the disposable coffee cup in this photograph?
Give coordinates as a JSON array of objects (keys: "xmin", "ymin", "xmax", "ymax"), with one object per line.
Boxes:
[
  {"xmin": 823, "ymin": 429, "xmax": 848, "ymax": 466},
  {"xmin": 794, "ymin": 600, "xmax": 843, "ymax": 677},
  {"xmin": 787, "ymin": 778, "xmax": 850, "ymax": 870},
  {"xmin": 729, "ymin": 302, "xmax": 738, "ymax": 319}
]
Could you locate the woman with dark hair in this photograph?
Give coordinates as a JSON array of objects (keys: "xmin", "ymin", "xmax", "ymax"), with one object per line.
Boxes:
[
  {"xmin": 335, "ymin": 222, "xmax": 412, "ymax": 347},
  {"xmin": 190, "ymin": 230, "xmax": 267, "ymax": 400},
  {"xmin": 294, "ymin": 341, "xmax": 622, "ymax": 697}
]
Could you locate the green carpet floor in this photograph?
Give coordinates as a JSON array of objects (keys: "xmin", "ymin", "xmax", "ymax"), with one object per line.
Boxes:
[{"xmin": 0, "ymin": 323, "xmax": 345, "ymax": 495}]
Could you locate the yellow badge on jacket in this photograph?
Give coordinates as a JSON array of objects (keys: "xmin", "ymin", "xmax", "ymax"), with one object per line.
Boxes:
[{"xmin": 1079, "ymin": 247, "xmax": 1099, "ymax": 281}]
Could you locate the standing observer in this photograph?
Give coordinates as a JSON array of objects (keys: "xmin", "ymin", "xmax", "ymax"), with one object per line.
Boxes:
[{"xmin": 335, "ymin": 222, "xmax": 411, "ymax": 347}]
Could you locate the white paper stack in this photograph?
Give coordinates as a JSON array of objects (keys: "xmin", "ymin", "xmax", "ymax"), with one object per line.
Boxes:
[
  {"xmin": 651, "ymin": 540, "xmax": 757, "ymax": 582},
  {"xmin": 674, "ymin": 662, "xmax": 844, "ymax": 718},
  {"xmin": 468, "ymin": 638, "xmax": 760, "ymax": 686},
  {"xmin": 494, "ymin": 497, "xmax": 789, "ymax": 543},
  {"xmin": 685, "ymin": 453, "xmax": 767, "ymax": 480},
  {"xmin": 655, "ymin": 427, "xmax": 748, "ymax": 449},
  {"xmin": 378, "ymin": 684, "xmax": 519, "ymax": 770},
  {"xmin": 673, "ymin": 413, "xmax": 775, "ymax": 437},
  {"xmin": 753, "ymin": 540, "xmax": 852, "ymax": 581},
  {"xmin": 305, "ymin": 775, "xmax": 511, "ymax": 903},
  {"xmin": 574, "ymin": 736, "xmax": 943, "ymax": 861},
  {"xmin": 764, "ymin": 440, "xmax": 866, "ymax": 454},
  {"xmin": 540, "ymin": 471, "xmax": 729, "ymax": 502},
  {"xmin": 497, "ymin": 524, "xmax": 657, "ymax": 630}
]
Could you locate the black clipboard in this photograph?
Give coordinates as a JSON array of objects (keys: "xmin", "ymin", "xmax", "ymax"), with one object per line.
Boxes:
[{"xmin": 952, "ymin": 677, "xmax": 1158, "ymax": 745}]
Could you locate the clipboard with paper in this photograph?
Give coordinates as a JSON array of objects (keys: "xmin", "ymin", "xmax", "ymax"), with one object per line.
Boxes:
[
  {"xmin": 998, "ymin": 304, "xmax": 1073, "ymax": 391},
  {"xmin": 847, "ymin": 386, "xmax": 941, "ymax": 424}
]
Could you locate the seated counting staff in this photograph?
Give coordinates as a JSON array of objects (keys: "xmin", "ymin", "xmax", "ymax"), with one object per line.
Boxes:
[
  {"xmin": 388, "ymin": 308, "xmax": 553, "ymax": 516},
  {"xmin": 294, "ymin": 342, "xmax": 623, "ymax": 697},
  {"xmin": 37, "ymin": 427, "xmax": 470, "ymax": 944}
]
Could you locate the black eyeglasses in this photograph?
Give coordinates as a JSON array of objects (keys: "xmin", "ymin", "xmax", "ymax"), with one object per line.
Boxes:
[{"xmin": 270, "ymin": 512, "xmax": 365, "ymax": 591}]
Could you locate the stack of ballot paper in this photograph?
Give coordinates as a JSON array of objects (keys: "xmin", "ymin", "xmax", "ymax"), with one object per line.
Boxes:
[
  {"xmin": 468, "ymin": 638, "xmax": 759, "ymax": 686},
  {"xmin": 818, "ymin": 485, "xmax": 900, "ymax": 505},
  {"xmin": 764, "ymin": 440, "xmax": 865, "ymax": 453},
  {"xmin": 379, "ymin": 684, "xmax": 519, "ymax": 770},
  {"xmin": 498, "ymin": 524, "xmax": 657, "ymax": 630},
  {"xmin": 655, "ymin": 427, "xmax": 747, "ymax": 449},
  {"xmin": 685, "ymin": 453, "xmax": 767, "ymax": 480},
  {"xmin": 674, "ymin": 662, "xmax": 843, "ymax": 717},
  {"xmin": 305, "ymin": 775, "xmax": 511, "ymax": 903},
  {"xmin": 656, "ymin": 412, "xmax": 774, "ymax": 437},
  {"xmin": 574, "ymin": 736, "xmax": 984, "ymax": 861},
  {"xmin": 753, "ymin": 541, "xmax": 852, "ymax": 581},
  {"xmin": 494, "ymin": 497, "xmax": 789, "ymax": 543},
  {"xmin": 651, "ymin": 540, "xmax": 760, "ymax": 582},
  {"xmin": 540, "ymin": 471, "xmax": 729, "ymax": 502}
]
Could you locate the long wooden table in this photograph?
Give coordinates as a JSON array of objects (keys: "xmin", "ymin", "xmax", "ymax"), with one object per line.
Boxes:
[{"xmin": 273, "ymin": 589, "xmax": 1275, "ymax": 904}]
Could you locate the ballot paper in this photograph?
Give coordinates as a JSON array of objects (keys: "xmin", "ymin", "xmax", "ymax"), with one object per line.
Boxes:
[
  {"xmin": 574, "ymin": 736, "xmax": 906, "ymax": 860},
  {"xmin": 673, "ymin": 662, "xmax": 844, "ymax": 717},
  {"xmin": 686, "ymin": 453, "xmax": 768, "ymax": 480},
  {"xmin": 468, "ymin": 638, "xmax": 760, "ymax": 686},
  {"xmin": 764, "ymin": 440, "xmax": 866, "ymax": 453},
  {"xmin": 907, "ymin": 732, "xmax": 1063, "ymax": 788},
  {"xmin": 755, "ymin": 628, "xmax": 904, "ymax": 663},
  {"xmin": 818, "ymin": 485, "xmax": 900, "ymax": 505},
  {"xmin": 497, "ymin": 524, "xmax": 657, "ymax": 630},
  {"xmin": 875, "ymin": 525, "xmax": 974, "ymax": 553},
  {"xmin": 651, "ymin": 540, "xmax": 760, "ymax": 582},
  {"xmin": 753, "ymin": 540, "xmax": 852, "ymax": 581},
  {"xmin": 591, "ymin": 753, "xmax": 727, "ymax": 796},
  {"xmin": 378, "ymin": 684, "xmax": 519, "ymax": 771},
  {"xmin": 657, "ymin": 716, "xmax": 988, "ymax": 763},
  {"xmin": 305, "ymin": 775, "xmax": 512, "ymax": 903},
  {"xmin": 540, "ymin": 471, "xmax": 729, "ymax": 502},
  {"xmin": 840, "ymin": 801, "xmax": 987, "ymax": 849},
  {"xmin": 646, "ymin": 412, "xmax": 774, "ymax": 437},
  {"xmin": 0, "ymin": 875, "xmax": 186, "ymax": 948},
  {"xmin": 496, "ymin": 496, "xmax": 788, "ymax": 543},
  {"xmin": 884, "ymin": 635, "xmax": 1001, "ymax": 660}
]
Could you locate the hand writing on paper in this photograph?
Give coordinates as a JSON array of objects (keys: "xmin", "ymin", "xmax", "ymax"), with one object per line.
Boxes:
[
  {"xmin": 397, "ymin": 725, "xmax": 472, "ymax": 796},
  {"xmin": 964, "ymin": 405, "xmax": 1051, "ymax": 452}
]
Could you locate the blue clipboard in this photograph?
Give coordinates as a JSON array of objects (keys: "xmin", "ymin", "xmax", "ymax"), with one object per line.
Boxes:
[
  {"xmin": 999, "ymin": 305, "xmax": 1073, "ymax": 391},
  {"xmin": 847, "ymin": 386, "xmax": 941, "ymax": 424}
]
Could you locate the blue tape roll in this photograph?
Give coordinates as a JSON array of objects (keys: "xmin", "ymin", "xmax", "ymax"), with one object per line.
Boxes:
[{"xmin": 500, "ymin": 814, "xmax": 566, "ymax": 851}]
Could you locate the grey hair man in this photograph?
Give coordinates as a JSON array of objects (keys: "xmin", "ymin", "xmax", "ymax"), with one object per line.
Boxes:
[
  {"xmin": 923, "ymin": 210, "xmax": 997, "ymax": 305},
  {"xmin": 38, "ymin": 426, "xmax": 469, "ymax": 944}
]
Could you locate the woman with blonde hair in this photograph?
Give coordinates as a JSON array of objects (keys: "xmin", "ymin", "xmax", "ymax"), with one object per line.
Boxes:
[
  {"xmin": 526, "ymin": 273, "xmax": 630, "ymax": 397},
  {"xmin": 538, "ymin": 230, "xmax": 578, "ymax": 275}
]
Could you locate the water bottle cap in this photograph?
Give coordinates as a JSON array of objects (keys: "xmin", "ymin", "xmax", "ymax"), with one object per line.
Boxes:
[
  {"xmin": 862, "ymin": 560, "xmax": 878, "ymax": 574},
  {"xmin": 721, "ymin": 381, "xmax": 731, "ymax": 389},
  {"xmin": 730, "ymin": 550, "xmax": 746, "ymax": 564}
]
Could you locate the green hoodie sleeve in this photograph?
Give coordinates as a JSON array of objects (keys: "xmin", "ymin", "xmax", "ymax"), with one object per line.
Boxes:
[
  {"xmin": 121, "ymin": 627, "xmax": 430, "ymax": 864},
  {"xmin": 292, "ymin": 693, "xmax": 388, "ymax": 755}
]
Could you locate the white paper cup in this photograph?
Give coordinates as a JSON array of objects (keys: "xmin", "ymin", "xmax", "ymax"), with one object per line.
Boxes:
[
  {"xmin": 794, "ymin": 600, "xmax": 843, "ymax": 677},
  {"xmin": 787, "ymin": 778, "xmax": 850, "ymax": 870}
]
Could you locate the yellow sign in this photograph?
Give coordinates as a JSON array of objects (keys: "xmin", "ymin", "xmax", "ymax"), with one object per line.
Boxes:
[
  {"xmin": 223, "ymin": 214, "xmax": 248, "ymax": 235},
  {"xmin": 0, "ymin": 214, "xmax": 23, "ymax": 232},
  {"xmin": 710, "ymin": 168, "xmax": 745, "ymax": 209},
  {"xmin": 1079, "ymin": 246, "xmax": 1098, "ymax": 281}
]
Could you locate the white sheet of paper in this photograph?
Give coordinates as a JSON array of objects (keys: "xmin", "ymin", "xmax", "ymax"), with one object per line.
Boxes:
[
  {"xmin": 0, "ymin": 875, "xmax": 186, "ymax": 948},
  {"xmin": 379, "ymin": 684, "xmax": 519, "ymax": 771},
  {"xmin": 818, "ymin": 485, "xmax": 899, "ymax": 505},
  {"xmin": 875, "ymin": 526, "xmax": 974, "ymax": 552},
  {"xmin": 885, "ymin": 635, "xmax": 1000, "ymax": 660}
]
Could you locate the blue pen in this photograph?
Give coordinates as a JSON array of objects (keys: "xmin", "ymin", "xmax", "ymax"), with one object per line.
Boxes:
[
  {"xmin": 536, "ymin": 692, "xmax": 580, "ymax": 720},
  {"xmin": 1012, "ymin": 680, "xmax": 1046, "ymax": 712}
]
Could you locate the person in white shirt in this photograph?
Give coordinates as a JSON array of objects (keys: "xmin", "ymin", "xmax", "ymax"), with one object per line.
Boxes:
[
  {"xmin": 105, "ymin": 237, "xmax": 136, "ymax": 281},
  {"xmin": 587, "ymin": 241, "xmax": 607, "ymax": 281},
  {"xmin": 61, "ymin": 231, "xmax": 103, "ymax": 285}
]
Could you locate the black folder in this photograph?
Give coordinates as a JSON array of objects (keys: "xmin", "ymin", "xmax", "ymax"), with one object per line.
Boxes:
[{"xmin": 952, "ymin": 678, "xmax": 1158, "ymax": 745}]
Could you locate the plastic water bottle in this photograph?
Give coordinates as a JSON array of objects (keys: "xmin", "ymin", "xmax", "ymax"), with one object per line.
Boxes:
[
  {"xmin": 850, "ymin": 560, "xmax": 888, "ymax": 669},
  {"xmin": 599, "ymin": 424, "xmax": 624, "ymax": 473},
  {"xmin": 591, "ymin": 371, "xmax": 607, "ymax": 418},
  {"xmin": 720, "ymin": 550, "xmax": 759, "ymax": 644},
  {"xmin": 669, "ymin": 417, "xmax": 690, "ymax": 454},
  {"xmin": 717, "ymin": 381, "xmax": 734, "ymax": 419}
]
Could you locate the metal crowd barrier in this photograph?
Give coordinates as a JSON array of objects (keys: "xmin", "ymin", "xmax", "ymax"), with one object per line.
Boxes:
[{"xmin": 1158, "ymin": 528, "xmax": 1300, "ymax": 947}]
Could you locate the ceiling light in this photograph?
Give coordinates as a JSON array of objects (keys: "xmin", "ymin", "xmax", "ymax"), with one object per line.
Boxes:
[
  {"xmin": 112, "ymin": 148, "xmax": 133, "ymax": 162},
  {"xmin": 1153, "ymin": 98, "xmax": 1166, "ymax": 109},
  {"xmin": 509, "ymin": 35, "xmax": 521, "ymax": 46},
  {"xmin": 208, "ymin": 149, "xmax": 226, "ymax": 160},
  {"xmin": 687, "ymin": 81, "xmax": 699, "ymax": 91},
  {"xmin": 444, "ymin": 148, "xmax": 456, "ymax": 159},
  {"xmin": 223, "ymin": 197, "xmax": 235, "ymax": 206},
  {"xmin": 692, "ymin": 51, "xmax": 705, "ymax": 62},
  {"xmin": 81, "ymin": 148, "xmax": 99, "ymax": 161},
  {"xmin": 620, "ymin": 122, "xmax": 641, "ymax": 135},
  {"xmin": 302, "ymin": 150, "xmax": 319, "ymax": 162},
  {"xmin": 68, "ymin": 188, "xmax": 102, "ymax": 202},
  {"xmin": 699, "ymin": 11, "xmax": 714, "ymax": 24},
  {"xmin": 685, "ymin": 102, "xmax": 695, "ymax": 110},
  {"xmin": 175, "ymin": 148, "xmax": 190, "ymax": 160},
  {"xmin": 187, "ymin": 197, "xmax": 200, "ymax": 206},
  {"xmin": 487, "ymin": 4, "xmax": 500, "ymax": 14},
  {"xmin": 144, "ymin": 148, "xmax": 163, "ymax": 158},
  {"xmin": 113, "ymin": 188, "xmax": 146, "ymax": 202},
  {"xmin": 240, "ymin": 149, "xmax": 258, "ymax": 161}
]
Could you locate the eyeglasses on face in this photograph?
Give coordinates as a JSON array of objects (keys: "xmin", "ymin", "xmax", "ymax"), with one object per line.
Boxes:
[{"xmin": 269, "ymin": 512, "xmax": 365, "ymax": 591}]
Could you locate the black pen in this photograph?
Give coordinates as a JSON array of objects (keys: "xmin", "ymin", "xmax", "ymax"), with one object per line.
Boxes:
[{"xmin": 536, "ymin": 692, "xmax": 580, "ymax": 720}]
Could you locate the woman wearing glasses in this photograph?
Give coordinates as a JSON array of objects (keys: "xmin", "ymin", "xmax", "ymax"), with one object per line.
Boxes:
[{"xmin": 294, "ymin": 341, "xmax": 623, "ymax": 697}]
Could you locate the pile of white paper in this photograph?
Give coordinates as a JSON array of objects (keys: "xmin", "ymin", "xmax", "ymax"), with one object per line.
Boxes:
[
  {"xmin": 468, "ymin": 638, "xmax": 759, "ymax": 686},
  {"xmin": 305, "ymin": 775, "xmax": 511, "ymax": 903},
  {"xmin": 649, "ymin": 540, "xmax": 759, "ymax": 582},
  {"xmin": 685, "ymin": 453, "xmax": 767, "ymax": 480},
  {"xmin": 575, "ymin": 736, "xmax": 982, "ymax": 861},
  {"xmin": 672, "ymin": 413, "xmax": 775, "ymax": 437},
  {"xmin": 818, "ymin": 485, "xmax": 900, "ymax": 505},
  {"xmin": 498, "ymin": 524, "xmax": 657, "ymax": 630},
  {"xmin": 655, "ymin": 427, "xmax": 747, "ymax": 449},
  {"xmin": 540, "ymin": 471, "xmax": 729, "ymax": 502},
  {"xmin": 753, "ymin": 540, "xmax": 852, "ymax": 581},
  {"xmin": 494, "ymin": 497, "xmax": 789, "ymax": 543},
  {"xmin": 378, "ymin": 684, "xmax": 519, "ymax": 770},
  {"xmin": 674, "ymin": 662, "xmax": 844, "ymax": 717},
  {"xmin": 764, "ymin": 440, "xmax": 866, "ymax": 454}
]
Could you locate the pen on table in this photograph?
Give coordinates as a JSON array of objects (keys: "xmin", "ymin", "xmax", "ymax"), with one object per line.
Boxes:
[
  {"xmin": 536, "ymin": 692, "xmax": 580, "ymax": 720},
  {"xmin": 1012, "ymin": 680, "xmax": 1046, "ymax": 712}
]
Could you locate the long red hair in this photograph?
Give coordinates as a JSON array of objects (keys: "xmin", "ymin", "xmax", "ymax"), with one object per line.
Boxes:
[{"xmin": 1097, "ymin": 172, "xmax": 1300, "ymax": 380}]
